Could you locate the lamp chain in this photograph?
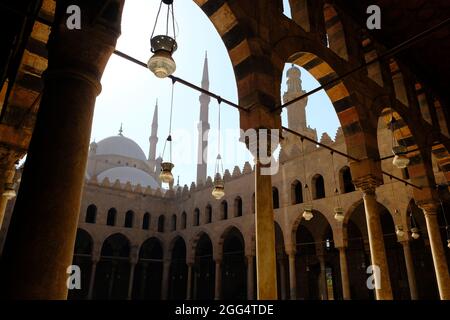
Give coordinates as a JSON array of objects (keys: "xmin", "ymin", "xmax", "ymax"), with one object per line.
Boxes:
[
  {"xmin": 330, "ymin": 151, "xmax": 341, "ymax": 207},
  {"xmin": 301, "ymin": 139, "xmax": 310, "ymax": 204},
  {"xmin": 150, "ymin": 1, "xmax": 164, "ymax": 40}
]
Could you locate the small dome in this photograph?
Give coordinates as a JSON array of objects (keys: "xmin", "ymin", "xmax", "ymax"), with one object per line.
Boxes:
[
  {"xmin": 96, "ymin": 135, "xmax": 147, "ymax": 161},
  {"xmin": 97, "ymin": 167, "xmax": 159, "ymax": 189}
]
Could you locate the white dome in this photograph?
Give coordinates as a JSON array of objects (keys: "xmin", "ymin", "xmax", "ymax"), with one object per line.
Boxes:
[
  {"xmin": 98, "ymin": 167, "xmax": 159, "ymax": 189},
  {"xmin": 96, "ymin": 135, "xmax": 147, "ymax": 161}
]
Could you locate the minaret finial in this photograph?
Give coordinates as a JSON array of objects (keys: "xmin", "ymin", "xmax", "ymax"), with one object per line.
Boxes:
[
  {"xmin": 197, "ymin": 52, "xmax": 211, "ymax": 185},
  {"xmin": 149, "ymin": 101, "xmax": 159, "ymax": 162},
  {"xmin": 201, "ymin": 51, "xmax": 209, "ymax": 90},
  {"xmin": 118, "ymin": 123, "xmax": 123, "ymax": 136}
]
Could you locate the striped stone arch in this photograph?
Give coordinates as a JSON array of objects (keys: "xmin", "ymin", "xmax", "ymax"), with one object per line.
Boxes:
[
  {"xmin": 323, "ymin": 2, "xmax": 349, "ymax": 60},
  {"xmin": 361, "ymin": 31, "xmax": 383, "ymax": 86},
  {"xmin": 282, "ymin": 50, "xmax": 376, "ymax": 159},
  {"xmin": 379, "ymin": 107, "xmax": 431, "ymax": 189},
  {"xmin": 193, "ymin": 0, "xmax": 281, "ymax": 109},
  {"xmin": 431, "ymin": 144, "xmax": 450, "ymax": 186}
]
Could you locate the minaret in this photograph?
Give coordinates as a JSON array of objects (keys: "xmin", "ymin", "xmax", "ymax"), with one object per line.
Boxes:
[
  {"xmin": 283, "ymin": 65, "xmax": 308, "ymax": 132},
  {"xmin": 149, "ymin": 100, "xmax": 159, "ymax": 162},
  {"xmin": 197, "ymin": 52, "xmax": 211, "ymax": 185}
]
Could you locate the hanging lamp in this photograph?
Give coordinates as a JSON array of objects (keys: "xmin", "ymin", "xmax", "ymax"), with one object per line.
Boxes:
[
  {"xmin": 212, "ymin": 99, "xmax": 225, "ymax": 200},
  {"xmin": 409, "ymin": 202, "xmax": 420, "ymax": 240},
  {"xmin": 330, "ymin": 151, "xmax": 344, "ymax": 222},
  {"xmin": 300, "ymin": 138, "xmax": 314, "ymax": 221},
  {"xmin": 389, "ymin": 114, "xmax": 410, "ymax": 169},
  {"xmin": 148, "ymin": 0, "xmax": 178, "ymax": 78},
  {"xmin": 389, "ymin": 177, "xmax": 405, "ymax": 237},
  {"xmin": 159, "ymin": 80, "xmax": 176, "ymax": 184}
]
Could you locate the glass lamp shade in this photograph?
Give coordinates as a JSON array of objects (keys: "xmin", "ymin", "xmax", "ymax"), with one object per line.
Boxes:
[
  {"xmin": 392, "ymin": 145, "xmax": 410, "ymax": 169},
  {"xmin": 302, "ymin": 204, "xmax": 314, "ymax": 221},
  {"xmin": 212, "ymin": 174, "xmax": 225, "ymax": 200},
  {"xmin": 334, "ymin": 207, "xmax": 345, "ymax": 222},
  {"xmin": 447, "ymin": 239, "xmax": 450, "ymax": 249},
  {"xmin": 395, "ymin": 226, "xmax": 405, "ymax": 238},
  {"xmin": 411, "ymin": 227, "xmax": 420, "ymax": 240},
  {"xmin": 148, "ymin": 36, "xmax": 177, "ymax": 78},
  {"xmin": 159, "ymin": 162, "xmax": 174, "ymax": 184}
]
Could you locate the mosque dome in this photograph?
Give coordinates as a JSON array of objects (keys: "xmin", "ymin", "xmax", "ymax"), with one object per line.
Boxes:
[
  {"xmin": 96, "ymin": 135, "xmax": 147, "ymax": 161},
  {"xmin": 98, "ymin": 167, "xmax": 159, "ymax": 188}
]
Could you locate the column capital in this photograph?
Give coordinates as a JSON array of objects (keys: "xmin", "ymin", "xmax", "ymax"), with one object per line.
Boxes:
[
  {"xmin": 285, "ymin": 247, "xmax": 297, "ymax": 256},
  {"xmin": 335, "ymin": 246, "xmax": 348, "ymax": 252},
  {"xmin": 416, "ymin": 201, "xmax": 439, "ymax": 216},
  {"xmin": 91, "ymin": 257, "xmax": 100, "ymax": 264},
  {"xmin": 353, "ymin": 175, "xmax": 382, "ymax": 195}
]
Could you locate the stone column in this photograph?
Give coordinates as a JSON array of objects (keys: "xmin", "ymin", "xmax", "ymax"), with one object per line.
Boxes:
[
  {"xmin": 400, "ymin": 240, "xmax": 418, "ymax": 300},
  {"xmin": 0, "ymin": 149, "xmax": 20, "ymax": 230},
  {"xmin": 186, "ymin": 263, "xmax": 193, "ymax": 300},
  {"xmin": 355, "ymin": 177, "xmax": 393, "ymax": 300},
  {"xmin": 278, "ymin": 259, "xmax": 287, "ymax": 300},
  {"xmin": 246, "ymin": 255, "xmax": 255, "ymax": 300},
  {"xmin": 215, "ymin": 259, "xmax": 222, "ymax": 300},
  {"xmin": 127, "ymin": 261, "xmax": 137, "ymax": 300},
  {"xmin": 288, "ymin": 252, "xmax": 297, "ymax": 300},
  {"xmin": 193, "ymin": 268, "xmax": 198, "ymax": 300},
  {"xmin": 139, "ymin": 262, "xmax": 149, "ymax": 299},
  {"xmin": 87, "ymin": 259, "xmax": 99, "ymax": 300},
  {"xmin": 419, "ymin": 203, "xmax": 450, "ymax": 300},
  {"xmin": 254, "ymin": 156, "xmax": 278, "ymax": 299},
  {"xmin": 337, "ymin": 247, "xmax": 351, "ymax": 300},
  {"xmin": 161, "ymin": 260, "xmax": 171, "ymax": 300},
  {"xmin": 318, "ymin": 254, "xmax": 328, "ymax": 300},
  {"xmin": 108, "ymin": 261, "xmax": 117, "ymax": 300},
  {"xmin": 0, "ymin": 0, "xmax": 124, "ymax": 299}
]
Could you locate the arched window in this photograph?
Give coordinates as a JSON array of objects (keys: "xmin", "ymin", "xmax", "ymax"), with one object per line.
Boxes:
[
  {"xmin": 312, "ymin": 174, "xmax": 325, "ymax": 199},
  {"xmin": 142, "ymin": 212, "xmax": 150, "ymax": 230},
  {"xmin": 158, "ymin": 215, "xmax": 165, "ymax": 233},
  {"xmin": 106, "ymin": 208, "xmax": 117, "ymax": 226},
  {"xmin": 181, "ymin": 211, "xmax": 187, "ymax": 230},
  {"xmin": 171, "ymin": 214, "xmax": 177, "ymax": 231},
  {"xmin": 85, "ymin": 204, "xmax": 97, "ymax": 224},
  {"xmin": 235, "ymin": 197, "xmax": 243, "ymax": 217},
  {"xmin": 205, "ymin": 205, "xmax": 212, "ymax": 224},
  {"xmin": 291, "ymin": 180, "xmax": 303, "ymax": 205},
  {"xmin": 193, "ymin": 209, "xmax": 200, "ymax": 227},
  {"xmin": 272, "ymin": 187, "xmax": 280, "ymax": 209},
  {"xmin": 124, "ymin": 210, "xmax": 134, "ymax": 228},
  {"xmin": 340, "ymin": 166, "xmax": 355, "ymax": 194},
  {"xmin": 252, "ymin": 193, "xmax": 255, "ymax": 214},
  {"xmin": 221, "ymin": 201, "xmax": 228, "ymax": 220}
]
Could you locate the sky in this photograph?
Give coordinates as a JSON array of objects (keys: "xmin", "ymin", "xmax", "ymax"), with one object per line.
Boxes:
[{"xmin": 91, "ymin": 0, "xmax": 340, "ymax": 187}]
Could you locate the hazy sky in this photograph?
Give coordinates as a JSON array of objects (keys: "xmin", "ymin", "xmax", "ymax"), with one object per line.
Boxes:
[{"xmin": 91, "ymin": 0, "xmax": 340, "ymax": 187}]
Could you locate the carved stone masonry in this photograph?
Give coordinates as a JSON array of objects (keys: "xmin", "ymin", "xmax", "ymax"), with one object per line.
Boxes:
[{"xmin": 353, "ymin": 174, "xmax": 382, "ymax": 196}]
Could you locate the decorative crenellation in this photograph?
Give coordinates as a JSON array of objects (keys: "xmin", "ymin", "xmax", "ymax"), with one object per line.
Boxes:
[{"xmin": 86, "ymin": 176, "xmax": 173, "ymax": 199}]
